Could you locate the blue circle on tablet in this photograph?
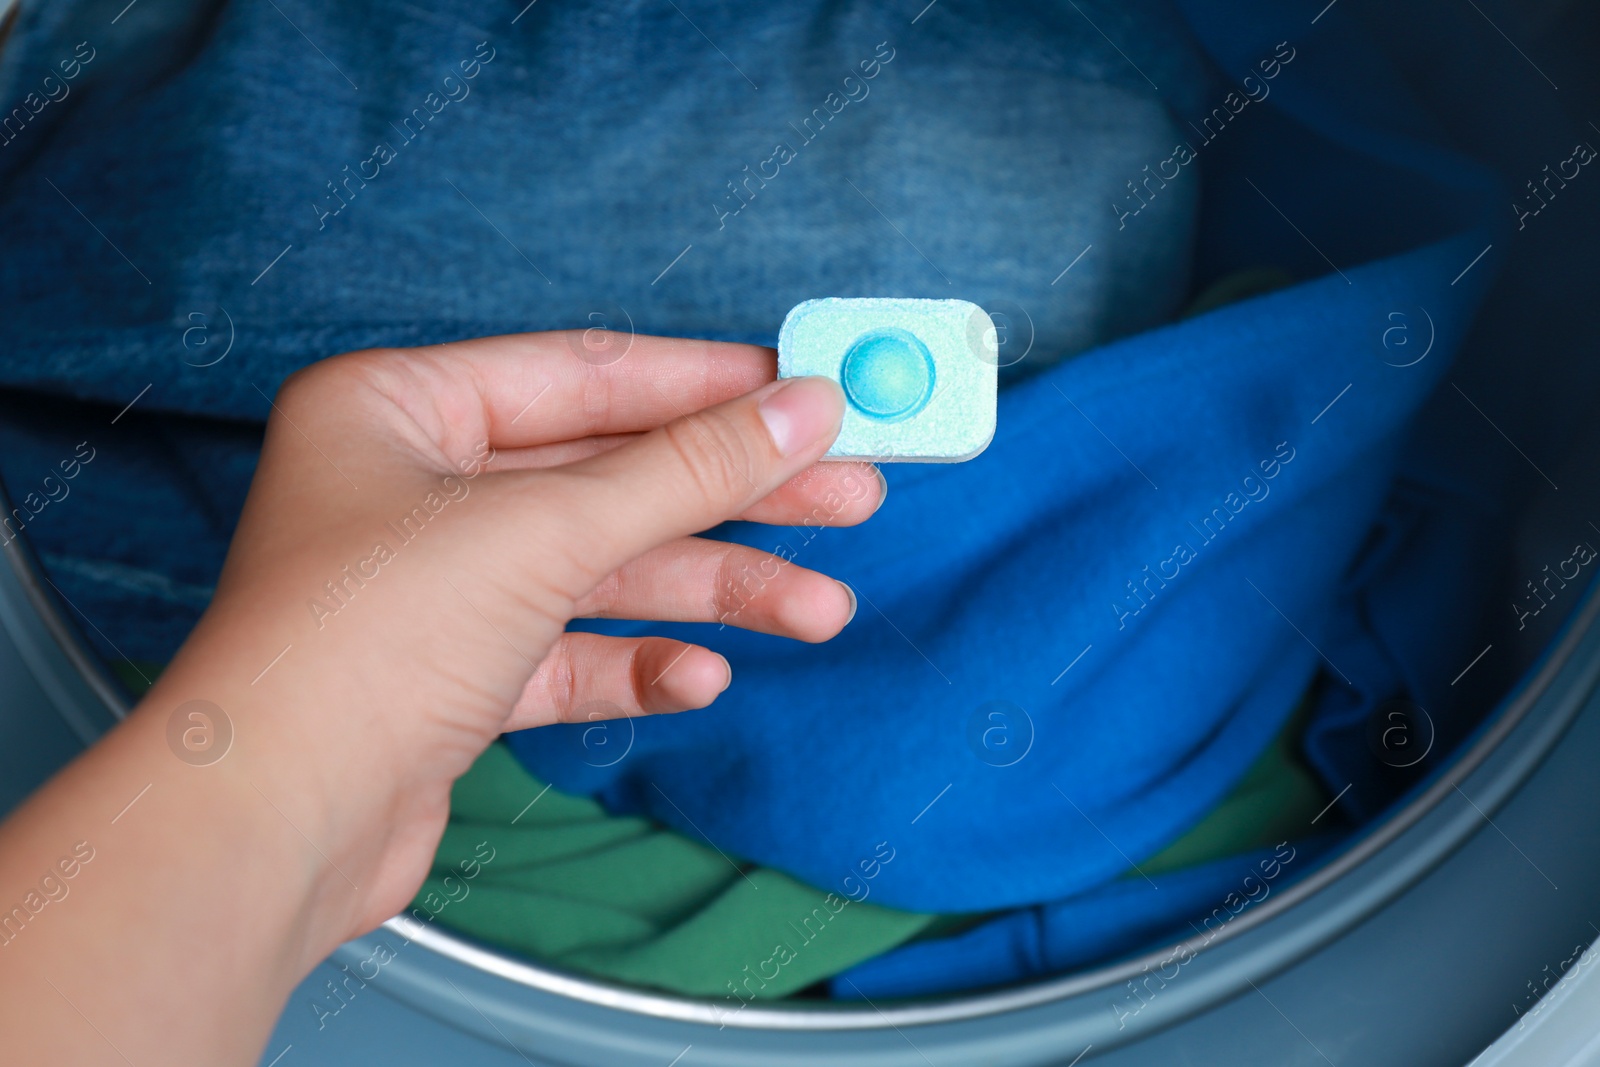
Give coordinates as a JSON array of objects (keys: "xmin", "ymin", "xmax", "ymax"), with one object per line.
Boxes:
[{"xmin": 840, "ymin": 329, "xmax": 935, "ymax": 421}]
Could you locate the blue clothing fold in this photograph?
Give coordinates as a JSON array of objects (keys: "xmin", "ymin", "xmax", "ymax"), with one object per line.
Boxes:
[{"xmin": 832, "ymin": 838, "xmax": 1336, "ymax": 1001}]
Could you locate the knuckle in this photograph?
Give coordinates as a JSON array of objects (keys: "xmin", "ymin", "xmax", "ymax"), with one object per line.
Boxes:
[
  {"xmin": 533, "ymin": 470, "xmax": 627, "ymax": 592},
  {"xmin": 661, "ymin": 411, "xmax": 757, "ymax": 508},
  {"xmin": 271, "ymin": 348, "xmax": 394, "ymax": 420},
  {"xmin": 547, "ymin": 641, "xmax": 583, "ymax": 724},
  {"xmin": 712, "ymin": 545, "xmax": 759, "ymax": 625},
  {"xmin": 586, "ymin": 362, "xmax": 620, "ymax": 438},
  {"xmin": 581, "ymin": 563, "xmax": 625, "ymax": 617},
  {"xmin": 270, "ymin": 363, "xmax": 325, "ymax": 419},
  {"xmin": 627, "ymin": 641, "xmax": 653, "ymax": 709}
]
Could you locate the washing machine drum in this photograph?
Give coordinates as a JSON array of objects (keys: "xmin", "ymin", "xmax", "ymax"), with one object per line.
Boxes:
[{"xmin": 1, "ymin": 0, "xmax": 1599, "ymax": 1064}]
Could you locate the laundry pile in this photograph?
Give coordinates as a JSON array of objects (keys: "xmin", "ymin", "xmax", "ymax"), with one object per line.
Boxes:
[{"xmin": 0, "ymin": 0, "xmax": 1534, "ymax": 1001}]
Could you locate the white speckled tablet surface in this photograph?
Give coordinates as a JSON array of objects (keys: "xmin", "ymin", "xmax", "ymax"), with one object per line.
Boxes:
[{"xmin": 777, "ymin": 298, "xmax": 998, "ymax": 461}]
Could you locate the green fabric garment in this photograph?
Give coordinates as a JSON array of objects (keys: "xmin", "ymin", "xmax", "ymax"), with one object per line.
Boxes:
[{"xmin": 417, "ymin": 743, "xmax": 934, "ymax": 999}]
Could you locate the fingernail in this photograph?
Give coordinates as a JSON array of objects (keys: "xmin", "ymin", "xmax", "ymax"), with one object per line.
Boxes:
[
  {"xmin": 759, "ymin": 377, "xmax": 843, "ymax": 457},
  {"xmin": 873, "ymin": 466, "xmax": 888, "ymax": 511},
  {"xmin": 838, "ymin": 581, "xmax": 858, "ymax": 626},
  {"xmin": 715, "ymin": 653, "xmax": 733, "ymax": 692}
]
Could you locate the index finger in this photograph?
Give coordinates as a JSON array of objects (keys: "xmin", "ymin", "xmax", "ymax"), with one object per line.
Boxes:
[{"xmin": 357, "ymin": 330, "xmax": 779, "ymax": 461}]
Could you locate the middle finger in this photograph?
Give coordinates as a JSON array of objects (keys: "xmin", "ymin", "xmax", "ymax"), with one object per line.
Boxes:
[{"xmin": 486, "ymin": 436, "xmax": 886, "ymax": 527}]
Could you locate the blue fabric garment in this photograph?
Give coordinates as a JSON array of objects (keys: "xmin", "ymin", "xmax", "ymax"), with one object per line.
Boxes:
[{"xmin": 832, "ymin": 838, "xmax": 1336, "ymax": 1001}]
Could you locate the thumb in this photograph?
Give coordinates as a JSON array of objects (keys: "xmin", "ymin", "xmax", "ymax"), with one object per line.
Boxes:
[{"xmin": 540, "ymin": 375, "xmax": 846, "ymax": 579}]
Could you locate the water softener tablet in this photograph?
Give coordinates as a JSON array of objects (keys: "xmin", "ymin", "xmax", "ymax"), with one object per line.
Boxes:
[{"xmin": 777, "ymin": 298, "xmax": 998, "ymax": 462}]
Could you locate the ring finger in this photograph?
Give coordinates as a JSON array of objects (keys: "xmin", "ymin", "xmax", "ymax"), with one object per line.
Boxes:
[{"xmin": 573, "ymin": 536, "xmax": 857, "ymax": 643}]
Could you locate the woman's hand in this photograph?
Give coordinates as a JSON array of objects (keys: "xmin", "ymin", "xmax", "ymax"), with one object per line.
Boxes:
[
  {"xmin": 201, "ymin": 329, "xmax": 873, "ymax": 930},
  {"xmin": 0, "ymin": 332, "xmax": 877, "ymax": 1064}
]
